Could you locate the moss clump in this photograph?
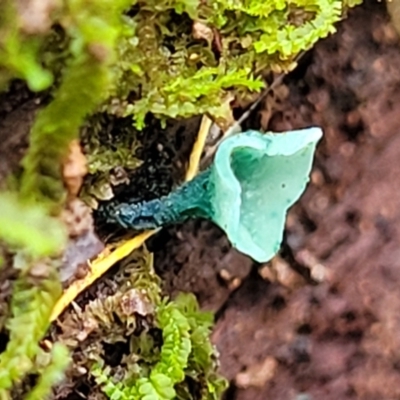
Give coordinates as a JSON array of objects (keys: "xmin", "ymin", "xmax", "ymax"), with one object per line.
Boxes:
[
  {"xmin": 88, "ymin": 249, "xmax": 227, "ymax": 400},
  {"xmin": 0, "ymin": 193, "xmax": 66, "ymax": 258},
  {"xmin": 19, "ymin": 0, "xmax": 135, "ymax": 206},
  {"xmin": 106, "ymin": 0, "xmax": 362, "ymax": 128},
  {"xmin": 24, "ymin": 343, "xmax": 70, "ymax": 400},
  {"xmin": 0, "ymin": 257, "xmax": 68, "ymax": 399},
  {"xmin": 0, "ymin": 0, "xmax": 53, "ymax": 91},
  {"xmin": 0, "ymin": 1, "xmax": 135, "ymax": 399},
  {"xmin": 79, "ymin": 115, "xmax": 143, "ymax": 206}
]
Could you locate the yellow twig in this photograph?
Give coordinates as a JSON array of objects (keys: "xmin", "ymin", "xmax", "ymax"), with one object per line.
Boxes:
[
  {"xmin": 50, "ymin": 230, "xmax": 155, "ymax": 321},
  {"xmin": 185, "ymin": 116, "xmax": 212, "ymax": 181},
  {"xmin": 51, "ymin": 115, "xmax": 212, "ymax": 322}
]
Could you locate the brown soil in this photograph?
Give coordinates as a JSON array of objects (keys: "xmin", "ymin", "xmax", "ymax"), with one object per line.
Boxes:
[{"xmin": 152, "ymin": 2, "xmax": 400, "ymax": 399}]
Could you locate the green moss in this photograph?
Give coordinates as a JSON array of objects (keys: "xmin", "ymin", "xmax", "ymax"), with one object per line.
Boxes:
[
  {"xmin": 0, "ymin": 1, "xmax": 53, "ymax": 91},
  {"xmin": 92, "ymin": 293, "xmax": 227, "ymax": 400},
  {"xmin": 20, "ymin": 0, "xmax": 134, "ymax": 206},
  {"xmin": 20, "ymin": 53, "xmax": 112, "ymax": 205},
  {"xmin": 24, "ymin": 344, "xmax": 70, "ymax": 400},
  {"xmin": 104, "ymin": 0, "xmax": 359, "ymax": 128},
  {"xmin": 0, "ymin": 193, "xmax": 66, "ymax": 258},
  {"xmin": 0, "ymin": 3, "xmax": 136, "ymax": 398},
  {"xmin": 79, "ymin": 115, "xmax": 143, "ymax": 205},
  {"xmin": 56, "ymin": 247, "xmax": 225, "ymax": 400},
  {"xmin": 0, "ymin": 258, "xmax": 69, "ymax": 398}
]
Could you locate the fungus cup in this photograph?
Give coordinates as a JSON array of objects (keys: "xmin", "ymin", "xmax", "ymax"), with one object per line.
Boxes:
[{"xmin": 103, "ymin": 127, "xmax": 323, "ymax": 262}]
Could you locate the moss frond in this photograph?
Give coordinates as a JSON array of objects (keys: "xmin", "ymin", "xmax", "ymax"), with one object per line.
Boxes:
[
  {"xmin": 19, "ymin": 0, "xmax": 133, "ymax": 206},
  {"xmin": 0, "ymin": 193, "xmax": 66, "ymax": 258},
  {"xmin": 0, "ymin": 0, "xmax": 54, "ymax": 91},
  {"xmin": 24, "ymin": 343, "xmax": 70, "ymax": 400},
  {"xmin": 92, "ymin": 274, "xmax": 227, "ymax": 400},
  {"xmin": 0, "ymin": 260, "xmax": 68, "ymax": 396},
  {"xmin": 104, "ymin": 0, "xmax": 359, "ymax": 127}
]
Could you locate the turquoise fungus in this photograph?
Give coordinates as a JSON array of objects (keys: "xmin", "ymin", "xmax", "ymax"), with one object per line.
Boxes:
[{"xmin": 101, "ymin": 127, "xmax": 323, "ymax": 262}]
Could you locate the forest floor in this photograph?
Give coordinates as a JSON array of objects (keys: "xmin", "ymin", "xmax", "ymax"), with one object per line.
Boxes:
[{"xmin": 1, "ymin": 1, "xmax": 400, "ymax": 399}]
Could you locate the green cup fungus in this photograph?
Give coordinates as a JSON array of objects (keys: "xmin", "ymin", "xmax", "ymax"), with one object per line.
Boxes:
[{"xmin": 102, "ymin": 127, "xmax": 323, "ymax": 262}]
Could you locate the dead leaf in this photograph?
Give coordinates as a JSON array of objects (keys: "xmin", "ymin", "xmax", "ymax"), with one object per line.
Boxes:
[
  {"xmin": 60, "ymin": 199, "xmax": 104, "ymax": 282},
  {"xmin": 192, "ymin": 21, "xmax": 214, "ymax": 44},
  {"xmin": 17, "ymin": 0, "xmax": 60, "ymax": 34},
  {"xmin": 63, "ymin": 140, "xmax": 88, "ymax": 197},
  {"xmin": 120, "ymin": 288, "xmax": 154, "ymax": 317}
]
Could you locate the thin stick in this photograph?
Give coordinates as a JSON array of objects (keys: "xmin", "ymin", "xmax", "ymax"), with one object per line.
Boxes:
[
  {"xmin": 185, "ymin": 116, "xmax": 213, "ymax": 181},
  {"xmin": 50, "ymin": 230, "xmax": 156, "ymax": 321},
  {"xmin": 202, "ymin": 72, "xmax": 287, "ymax": 162},
  {"xmin": 203, "ymin": 53, "xmax": 305, "ymax": 162}
]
